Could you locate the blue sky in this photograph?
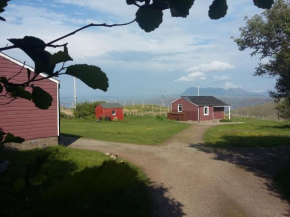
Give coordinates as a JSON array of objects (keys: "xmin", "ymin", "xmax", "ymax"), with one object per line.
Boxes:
[{"xmin": 0, "ymin": 0, "xmax": 276, "ymax": 103}]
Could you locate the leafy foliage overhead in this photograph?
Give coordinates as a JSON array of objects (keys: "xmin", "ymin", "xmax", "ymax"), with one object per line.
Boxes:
[
  {"xmin": 66, "ymin": 64, "xmax": 109, "ymax": 91},
  {"xmin": 234, "ymin": 0, "xmax": 290, "ymax": 100},
  {"xmin": 136, "ymin": 6, "xmax": 163, "ymax": 32},
  {"xmin": 8, "ymin": 36, "xmax": 55, "ymax": 75},
  {"xmin": 253, "ymin": 0, "xmax": 274, "ymax": 9},
  {"xmin": 0, "ymin": 0, "xmax": 10, "ymax": 21},
  {"xmin": 127, "ymin": 0, "xmax": 274, "ymax": 32},
  {"xmin": 31, "ymin": 86, "xmax": 53, "ymax": 109},
  {"xmin": 209, "ymin": 0, "xmax": 228, "ymax": 20},
  {"xmin": 49, "ymin": 46, "xmax": 73, "ymax": 65}
]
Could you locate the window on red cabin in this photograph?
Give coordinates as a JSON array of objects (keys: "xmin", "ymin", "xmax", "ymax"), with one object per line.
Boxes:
[
  {"xmin": 112, "ymin": 110, "xmax": 116, "ymax": 115},
  {"xmin": 178, "ymin": 104, "xmax": 182, "ymax": 112},
  {"xmin": 204, "ymin": 106, "xmax": 209, "ymax": 116}
]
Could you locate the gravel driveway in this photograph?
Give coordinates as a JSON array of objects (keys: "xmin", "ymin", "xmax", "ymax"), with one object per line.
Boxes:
[{"xmin": 61, "ymin": 122, "xmax": 290, "ymax": 217}]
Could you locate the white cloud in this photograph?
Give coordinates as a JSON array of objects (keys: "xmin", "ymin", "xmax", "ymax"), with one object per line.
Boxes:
[
  {"xmin": 213, "ymin": 75, "xmax": 231, "ymax": 81},
  {"xmin": 224, "ymin": 82, "xmax": 242, "ymax": 89},
  {"xmin": 186, "ymin": 61, "xmax": 235, "ymax": 73},
  {"xmin": 176, "ymin": 72, "xmax": 207, "ymax": 82}
]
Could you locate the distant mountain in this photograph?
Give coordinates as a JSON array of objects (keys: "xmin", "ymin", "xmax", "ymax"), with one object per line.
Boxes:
[{"xmin": 181, "ymin": 87, "xmax": 267, "ymax": 97}]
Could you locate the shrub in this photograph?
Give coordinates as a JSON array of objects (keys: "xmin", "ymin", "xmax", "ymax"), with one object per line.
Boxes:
[
  {"xmin": 219, "ymin": 119, "xmax": 232, "ymax": 122},
  {"xmin": 73, "ymin": 101, "xmax": 105, "ymax": 119},
  {"xmin": 60, "ymin": 111, "xmax": 73, "ymax": 119}
]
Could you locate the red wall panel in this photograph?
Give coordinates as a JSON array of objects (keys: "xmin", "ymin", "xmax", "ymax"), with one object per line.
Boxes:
[
  {"xmin": 0, "ymin": 55, "xmax": 58, "ymax": 140},
  {"xmin": 213, "ymin": 107, "xmax": 225, "ymax": 119},
  {"xmin": 171, "ymin": 98, "xmax": 198, "ymax": 121},
  {"xmin": 95, "ymin": 105, "xmax": 124, "ymax": 120}
]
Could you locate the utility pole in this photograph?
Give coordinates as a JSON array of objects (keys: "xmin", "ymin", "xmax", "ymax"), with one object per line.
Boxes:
[
  {"xmin": 73, "ymin": 77, "xmax": 77, "ymax": 108},
  {"xmin": 159, "ymin": 90, "xmax": 167, "ymax": 106},
  {"xmin": 197, "ymin": 83, "xmax": 200, "ymax": 97}
]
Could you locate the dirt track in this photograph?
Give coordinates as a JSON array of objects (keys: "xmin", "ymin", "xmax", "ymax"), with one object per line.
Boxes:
[{"xmin": 61, "ymin": 122, "xmax": 290, "ymax": 217}]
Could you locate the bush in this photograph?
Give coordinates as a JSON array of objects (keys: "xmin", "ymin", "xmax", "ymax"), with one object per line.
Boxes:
[
  {"xmin": 73, "ymin": 101, "xmax": 105, "ymax": 119},
  {"xmin": 219, "ymin": 119, "xmax": 232, "ymax": 122},
  {"xmin": 60, "ymin": 111, "xmax": 73, "ymax": 119}
]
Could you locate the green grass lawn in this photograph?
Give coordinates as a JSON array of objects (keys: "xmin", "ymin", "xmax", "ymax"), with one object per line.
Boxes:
[
  {"xmin": 61, "ymin": 116, "xmax": 189, "ymax": 145},
  {"xmin": 204, "ymin": 118, "xmax": 290, "ymax": 148},
  {"xmin": 0, "ymin": 146, "xmax": 151, "ymax": 217}
]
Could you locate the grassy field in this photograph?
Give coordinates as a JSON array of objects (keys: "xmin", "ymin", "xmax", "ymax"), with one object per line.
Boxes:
[
  {"xmin": 204, "ymin": 118, "xmax": 290, "ymax": 148},
  {"xmin": 61, "ymin": 116, "xmax": 189, "ymax": 145},
  {"xmin": 0, "ymin": 146, "xmax": 151, "ymax": 217},
  {"xmin": 124, "ymin": 104, "xmax": 169, "ymax": 115},
  {"xmin": 232, "ymin": 102, "xmax": 277, "ymax": 120}
]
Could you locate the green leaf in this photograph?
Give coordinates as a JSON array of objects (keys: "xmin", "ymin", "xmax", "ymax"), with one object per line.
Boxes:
[
  {"xmin": 136, "ymin": 6, "xmax": 163, "ymax": 32},
  {"xmin": 65, "ymin": 64, "xmax": 109, "ymax": 91},
  {"xmin": 168, "ymin": 0, "xmax": 195, "ymax": 18},
  {"xmin": 209, "ymin": 0, "xmax": 228, "ymax": 20},
  {"xmin": 8, "ymin": 36, "xmax": 55, "ymax": 75},
  {"xmin": 29, "ymin": 175, "xmax": 47, "ymax": 185},
  {"xmin": 4, "ymin": 133, "xmax": 25, "ymax": 143},
  {"xmin": 253, "ymin": 0, "xmax": 274, "ymax": 9},
  {"xmin": 0, "ymin": 0, "xmax": 10, "ymax": 21},
  {"xmin": 0, "ymin": 84, "xmax": 3, "ymax": 93},
  {"xmin": 0, "ymin": 132, "xmax": 6, "ymax": 143},
  {"xmin": 50, "ymin": 46, "xmax": 73, "ymax": 65},
  {"xmin": 10, "ymin": 86, "xmax": 32, "ymax": 101},
  {"xmin": 27, "ymin": 68, "xmax": 31, "ymax": 81},
  {"xmin": 31, "ymin": 86, "xmax": 53, "ymax": 109}
]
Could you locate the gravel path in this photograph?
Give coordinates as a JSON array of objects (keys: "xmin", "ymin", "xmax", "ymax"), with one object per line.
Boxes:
[{"xmin": 61, "ymin": 122, "xmax": 290, "ymax": 217}]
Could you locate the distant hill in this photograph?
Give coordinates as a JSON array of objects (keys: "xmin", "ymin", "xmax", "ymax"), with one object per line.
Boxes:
[
  {"xmin": 181, "ymin": 87, "xmax": 267, "ymax": 97},
  {"xmin": 231, "ymin": 102, "xmax": 278, "ymax": 119}
]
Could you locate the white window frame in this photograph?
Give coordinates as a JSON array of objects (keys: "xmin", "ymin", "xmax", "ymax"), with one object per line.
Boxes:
[
  {"xmin": 178, "ymin": 104, "xmax": 182, "ymax": 112},
  {"xmin": 204, "ymin": 106, "xmax": 209, "ymax": 116},
  {"xmin": 112, "ymin": 110, "xmax": 116, "ymax": 116}
]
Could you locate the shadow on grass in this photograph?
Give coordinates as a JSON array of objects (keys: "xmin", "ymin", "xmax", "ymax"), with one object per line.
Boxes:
[
  {"xmin": 189, "ymin": 135, "xmax": 290, "ymax": 203},
  {"xmin": 59, "ymin": 134, "xmax": 81, "ymax": 146},
  {"xmin": 0, "ymin": 147, "xmax": 184, "ymax": 217},
  {"xmin": 259, "ymin": 124, "xmax": 290, "ymax": 130}
]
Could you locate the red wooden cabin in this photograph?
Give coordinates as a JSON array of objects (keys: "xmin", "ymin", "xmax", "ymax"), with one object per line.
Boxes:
[
  {"xmin": 168, "ymin": 96, "xmax": 230, "ymax": 121},
  {"xmin": 95, "ymin": 103, "xmax": 124, "ymax": 120},
  {"xmin": 0, "ymin": 52, "xmax": 60, "ymax": 148}
]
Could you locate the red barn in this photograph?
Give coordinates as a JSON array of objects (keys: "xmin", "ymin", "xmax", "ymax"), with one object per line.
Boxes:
[
  {"xmin": 0, "ymin": 52, "xmax": 60, "ymax": 149},
  {"xmin": 168, "ymin": 96, "xmax": 230, "ymax": 121},
  {"xmin": 95, "ymin": 103, "xmax": 124, "ymax": 121}
]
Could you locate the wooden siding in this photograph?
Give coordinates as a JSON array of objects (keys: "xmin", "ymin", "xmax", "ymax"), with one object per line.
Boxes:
[
  {"xmin": 199, "ymin": 106, "xmax": 214, "ymax": 121},
  {"xmin": 0, "ymin": 56, "xmax": 58, "ymax": 140},
  {"xmin": 95, "ymin": 105, "xmax": 124, "ymax": 120},
  {"xmin": 213, "ymin": 107, "xmax": 225, "ymax": 119},
  {"xmin": 171, "ymin": 98, "xmax": 198, "ymax": 121}
]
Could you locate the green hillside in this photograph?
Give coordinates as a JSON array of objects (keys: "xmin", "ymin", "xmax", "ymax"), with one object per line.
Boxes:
[{"xmin": 232, "ymin": 102, "xmax": 278, "ymax": 119}]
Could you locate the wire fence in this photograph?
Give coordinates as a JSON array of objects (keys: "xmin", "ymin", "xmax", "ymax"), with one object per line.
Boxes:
[{"xmin": 231, "ymin": 113, "xmax": 280, "ymax": 121}]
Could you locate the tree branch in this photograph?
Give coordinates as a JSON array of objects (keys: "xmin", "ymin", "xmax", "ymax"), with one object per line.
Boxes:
[
  {"xmin": 46, "ymin": 19, "xmax": 136, "ymax": 46},
  {"xmin": 0, "ymin": 19, "xmax": 136, "ymax": 52},
  {"xmin": 8, "ymin": 62, "xmax": 26, "ymax": 81}
]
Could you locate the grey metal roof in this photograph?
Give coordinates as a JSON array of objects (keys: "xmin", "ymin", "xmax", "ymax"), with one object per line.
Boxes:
[
  {"xmin": 99, "ymin": 103, "xmax": 123, "ymax": 108},
  {"xmin": 182, "ymin": 96, "xmax": 229, "ymax": 106}
]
